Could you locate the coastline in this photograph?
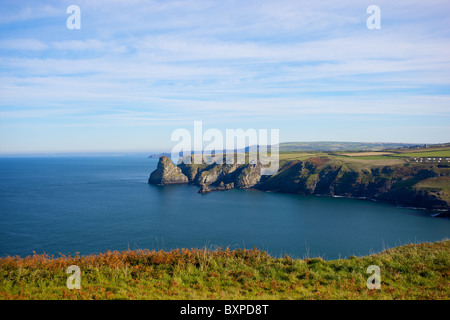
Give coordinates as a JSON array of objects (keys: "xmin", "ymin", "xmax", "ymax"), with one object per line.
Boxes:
[
  {"xmin": 148, "ymin": 155, "xmax": 450, "ymax": 212},
  {"xmin": 261, "ymin": 188, "xmax": 450, "ymax": 216}
]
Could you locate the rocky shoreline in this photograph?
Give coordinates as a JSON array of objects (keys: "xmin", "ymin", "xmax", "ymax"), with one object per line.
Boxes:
[{"xmin": 148, "ymin": 156, "xmax": 450, "ymax": 212}]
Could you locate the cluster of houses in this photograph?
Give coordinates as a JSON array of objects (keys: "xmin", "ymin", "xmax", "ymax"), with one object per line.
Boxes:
[{"xmin": 412, "ymin": 157, "xmax": 450, "ymax": 163}]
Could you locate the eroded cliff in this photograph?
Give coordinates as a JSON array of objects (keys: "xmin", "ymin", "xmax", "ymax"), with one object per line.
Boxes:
[{"xmin": 148, "ymin": 155, "xmax": 450, "ymax": 210}]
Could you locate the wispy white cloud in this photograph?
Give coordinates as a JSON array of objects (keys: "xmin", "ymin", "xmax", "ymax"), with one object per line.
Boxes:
[
  {"xmin": 0, "ymin": 39, "xmax": 48, "ymax": 51},
  {"xmin": 1, "ymin": 0, "xmax": 450, "ymax": 152},
  {"xmin": 0, "ymin": 3, "xmax": 60, "ymax": 24},
  {"xmin": 51, "ymin": 39, "xmax": 128, "ymax": 53}
]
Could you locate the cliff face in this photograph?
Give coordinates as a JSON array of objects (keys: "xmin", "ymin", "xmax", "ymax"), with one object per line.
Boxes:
[
  {"xmin": 148, "ymin": 156, "xmax": 189, "ymax": 184},
  {"xmin": 257, "ymin": 157, "xmax": 449, "ymax": 210},
  {"xmin": 148, "ymin": 156, "xmax": 450, "ymax": 210},
  {"xmin": 192, "ymin": 162, "xmax": 264, "ymax": 192},
  {"xmin": 149, "ymin": 158, "xmax": 263, "ymax": 191}
]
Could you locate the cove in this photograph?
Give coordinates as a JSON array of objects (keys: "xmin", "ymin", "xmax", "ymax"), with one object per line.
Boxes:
[{"xmin": 0, "ymin": 157, "xmax": 448, "ymax": 259}]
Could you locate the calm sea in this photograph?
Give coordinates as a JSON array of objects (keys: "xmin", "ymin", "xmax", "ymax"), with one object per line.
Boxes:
[{"xmin": 0, "ymin": 157, "xmax": 448, "ymax": 259}]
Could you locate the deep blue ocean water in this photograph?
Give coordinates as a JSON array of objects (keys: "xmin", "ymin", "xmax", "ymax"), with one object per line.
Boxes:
[{"xmin": 0, "ymin": 157, "xmax": 448, "ymax": 259}]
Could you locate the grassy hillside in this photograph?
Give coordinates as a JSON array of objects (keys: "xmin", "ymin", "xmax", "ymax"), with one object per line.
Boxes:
[
  {"xmin": 1, "ymin": 240, "xmax": 449, "ymax": 300},
  {"xmin": 415, "ymin": 177, "xmax": 450, "ymax": 203}
]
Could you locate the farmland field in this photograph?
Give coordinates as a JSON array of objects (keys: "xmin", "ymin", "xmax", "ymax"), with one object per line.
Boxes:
[
  {"xmin": 390, "ymin": 150, "xmax": 450, "ymax": 158},
  {"xmin": 340, "ymin": 152, "xmax": 394, "ymax": 157}
]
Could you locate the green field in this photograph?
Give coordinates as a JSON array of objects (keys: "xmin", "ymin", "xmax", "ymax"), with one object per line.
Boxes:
[
  {"xmin": 0, "ymin": 240, "xmax": 448, "ymax": 300},
  {"xmin": 278, "ymin": 152, "xmax": 321, "ymax": 161},
  {"xmin": 278, "ymin": 142, "xmax": 417, "ymax": 152},
  {"xmin": 276, "ymin": 146, "xmax": 450, "ymax": 164},
  {"xmin": 390, "ymin": 150, "xmax": 450, "ymax": 158},
  {"xmin": 332, "ymin": 154, "xmax": 400, "ymax": 160}
]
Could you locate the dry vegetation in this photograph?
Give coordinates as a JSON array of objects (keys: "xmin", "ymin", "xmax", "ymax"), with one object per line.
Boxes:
[{"xmin": 1, "ymin": 240, "xmax": 449, "ymax": 300}]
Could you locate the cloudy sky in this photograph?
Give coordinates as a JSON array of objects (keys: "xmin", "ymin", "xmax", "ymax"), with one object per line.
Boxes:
[{"xmin": 0, "ymin": 0, "xmax": 449, "ymax": 153}]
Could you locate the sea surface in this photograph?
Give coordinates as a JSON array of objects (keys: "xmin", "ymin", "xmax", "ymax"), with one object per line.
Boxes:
[{"xmin": 0, "ymin": 157, "xmax": 448, "ymax": 259}]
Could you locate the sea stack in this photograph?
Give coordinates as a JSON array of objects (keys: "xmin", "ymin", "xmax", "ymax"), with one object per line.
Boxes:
[{"xmin": 148, "ymin": 156, "xmax": 189, "ymax": 184}]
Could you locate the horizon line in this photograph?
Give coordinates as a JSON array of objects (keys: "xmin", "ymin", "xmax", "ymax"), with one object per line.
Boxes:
[{"xmin": 1, "ymin": 141, "xmax": 448, "ymax": 157}]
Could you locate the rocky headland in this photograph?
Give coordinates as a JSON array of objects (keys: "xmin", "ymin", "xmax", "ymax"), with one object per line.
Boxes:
[
  {"xmin": 148, "ymin": 155, "xmax": 450, "ymax": 212},
  {"xmin": 148, "ymin": 155, "xmax": 189, "ymax": 184}
]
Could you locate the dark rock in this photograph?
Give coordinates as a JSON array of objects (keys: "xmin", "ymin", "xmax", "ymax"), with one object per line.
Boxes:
[
  {"xmin": 433, "ymin": 211, "xmax": 450, "ymax": 218},
  {"xmin": 198, "ymin": 181, "xmax": 235, "ymax": 194},
  {"xmin": 198, "ymin": 185, "xmax": 211, "ymax": 194}
]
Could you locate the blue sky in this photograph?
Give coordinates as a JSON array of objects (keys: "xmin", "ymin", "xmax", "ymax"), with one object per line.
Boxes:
[{"xmin": 0, "ymin": 0, "xmax": 449, "ymax": 153}]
